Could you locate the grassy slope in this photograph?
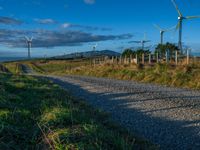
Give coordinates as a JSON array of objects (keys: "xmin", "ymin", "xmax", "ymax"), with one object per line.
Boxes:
[
  {"xmin": 0, "ymin": 73, "xmax": 155, "ymax": 149},
  {"xmin": 19, "ymin": 60, "xmax": 200, "ymax": 90},
  {"xmin": 65, "ymin": 63, "xmax": 200, "ymax": 89}
]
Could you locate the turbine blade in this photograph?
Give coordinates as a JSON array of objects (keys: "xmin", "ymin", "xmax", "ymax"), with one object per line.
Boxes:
[
  {"xmin": 24, "ymin": 36, "xmax": 29, "ymax": 41},
  {"xmin": 186, "ymin": 16, "xmax": 200, "ymax": 19},
  {"xmin": 165, "ymin": 25, "xmax": 177, "ymax": 32},
  {"xmin": 171, "ymin": 0, "xmax": 182, "ymax": 17},
  {"xmin": 153, "ymin": 24, "xmax": 162, "ymax": 31},
  {"xmin": 30, "ymin": 36, "xmax": 33, "ymax": 41}
]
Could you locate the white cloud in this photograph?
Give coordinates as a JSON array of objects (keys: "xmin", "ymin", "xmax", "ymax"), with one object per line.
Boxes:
[
  {"xmin": 61, "ymin": 23, "xmax": 111, "ymax": 31},
  {"xmin": 61, "ymin": 23, "xmax": 72, "ymax": 28},
  {"xmin": 84, "ymin": 0, "xmax": 95, "ymax": 5},
  {"xmin": 34, "ymin": 18, "xmax": 57, "ymax": 24}
]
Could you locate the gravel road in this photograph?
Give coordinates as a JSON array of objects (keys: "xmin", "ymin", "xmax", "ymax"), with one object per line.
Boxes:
[
  {"xmin": 20, "ymin": 64, "xmax": 35, "ymax": 74},
  {"xmin": 44, "ymin": 75, "xmax": 200, "ymax": 150}
]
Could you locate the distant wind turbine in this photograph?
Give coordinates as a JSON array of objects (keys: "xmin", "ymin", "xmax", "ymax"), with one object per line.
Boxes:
[
  {"xmin": 153, "ymin": 24, "xmax": 176, "ymax": 45},
  {"xmin": 171, "ymin": 0, "xmax": 200, "ymax": 53},
  {"xmin": 24, "ymin": 36, "xmax": 33, "ymax": 59},
  {"xmin": 92, "ymin": 43, "xmax": 98, "ymax": 51},
  {"xmin": 129, "ymin": 33, "xmax": 150, "ymax": 50}
]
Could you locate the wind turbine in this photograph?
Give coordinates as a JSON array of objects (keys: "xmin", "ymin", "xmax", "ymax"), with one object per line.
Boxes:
[
  {"xmin": 24, "ymin": 36, "xmax": 33, "ymax": 59},
  {"xmin": 129, "ymin": 33, "xmax": 150, "ymax": 50},
  {"xmin": 92, "ymin": 43, "xmax": 98, "ymax": 51},
  {"xmin": 154, "ymin": 24, "xmax": 175, "ymax": 45},
  {"xmin": 89, "ymin": 43, "xmax": 98, "ymax": 58},
  {"xmin": 171, "ymin": 0, "xmax": 200, "ymax": 53}
]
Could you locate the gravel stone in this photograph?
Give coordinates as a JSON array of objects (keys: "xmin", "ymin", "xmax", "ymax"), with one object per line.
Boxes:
[{"xmin": 42, "ymin": 75, "xmax": 200, "ymax": 150}]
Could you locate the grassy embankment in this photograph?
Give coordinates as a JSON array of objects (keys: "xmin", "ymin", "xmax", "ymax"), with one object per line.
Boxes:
[
  {"xmin": 2, "ymin": 62, "xmax": 24, "ymax": 74},
  {"xmin": 19, "ymin": 59, "xmax": 200, "ymax": 90},
  {"xmin": 0, "ymin": 73, "xmax": 155, "ymax": 149}
]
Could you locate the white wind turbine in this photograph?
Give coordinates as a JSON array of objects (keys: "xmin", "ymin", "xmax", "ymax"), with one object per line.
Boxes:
[
  {"xmin": 24, "ymin": 36, "xmax": 33, "ymax": 59},
  {"xmin": 171, "ymin": 0, "xmax": 200, "ymax": 53},
  {"xmin": 153, "ymin": 24, "xmax": 176, "ymax": 45},
  {"xmin": 92, "ymin": 43, "xmax": 98, "ymax": 51},
  {"xmin": 129, "ymin": 33, "xmax": 150, "ymax": 50}
]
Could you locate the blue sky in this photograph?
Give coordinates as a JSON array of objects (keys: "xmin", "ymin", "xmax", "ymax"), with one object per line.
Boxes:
[{"xmin": 0, "ymin": 0, "xmax": 200, "ymax": 58}]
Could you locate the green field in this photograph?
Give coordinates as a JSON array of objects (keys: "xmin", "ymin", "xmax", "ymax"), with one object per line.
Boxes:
[
  {"xmin": 63, "ymin": 63, "xmax": 200, "ymax": 89},
  {"xmin": 6, "ymin": 59, "xmax": 199, "ymax": 90},
  {"xmin": 0, "ymin": 73, "xmax": 155, "ymax": 149}
]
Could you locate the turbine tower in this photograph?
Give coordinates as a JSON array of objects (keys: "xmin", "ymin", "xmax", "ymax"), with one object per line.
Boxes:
[
  {"xmin": 154, "ymin": 24, "xmax": 175, "ymax": 45},
  {"xmin": 129, "ymin": 33, "xmax": 150, "ymax": 50},
  {"xmin": 24, "ymin": 36, "xmax": 33, "ymax": 59},
  {"xmin": 171, "ymin": 0, "xmax": 200, "ymax": 53}
]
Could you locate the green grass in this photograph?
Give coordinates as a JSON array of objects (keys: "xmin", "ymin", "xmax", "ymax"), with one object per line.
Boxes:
[
  {"xmin": 28, "ymin": 59, "xmax": 90, "ymax": 75},
  {"xmin": 35, "ymin": 60, "xmax": 200, "ymax": 89},
  {"xmin": 0, "ymin": 73, "xmax": 155, "ymax": 149},
  {"xmin": 2, "ymin": 63, "xmax": 24, "ymax": 74},
  {"xmin": 4, "ymin": 59, "xmax": 200, "ymax": 89},
  {"xmin": 30, "ymin": 61, "xmax": 200, "ymax": 90}
]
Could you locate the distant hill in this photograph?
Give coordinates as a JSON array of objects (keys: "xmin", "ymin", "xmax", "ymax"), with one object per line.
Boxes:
[
  {"xmin": 53, "ymin": 50, "xmax": 121, "ymax": 59},
  {"xmin": 192, "ymin": 52, "xmax": 200, "ymax": 57},
  {"xmin": 0, "ymin": 57, "xmax": 27, "ymax": 63}
]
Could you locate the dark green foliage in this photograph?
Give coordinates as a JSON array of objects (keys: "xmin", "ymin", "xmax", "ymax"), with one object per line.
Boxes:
[
  {"xmin": 135, "ymin": 49, "xmax": 150, "ymax": 57},
  {"xmin": 155, "ymin": 42, "xmax": 179, "ymax": 58},
  {"xmin": 122, "ymin": 49, "xmax": 150, "ymax": 58},
  {"xmin": 122, "ymin": 48, "xmax": 134, "ymax": 57}
]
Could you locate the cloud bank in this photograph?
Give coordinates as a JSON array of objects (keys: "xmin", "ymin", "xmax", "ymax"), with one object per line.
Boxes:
[
  {"xmin": 0, "ymin": 29, "xmax": 132, "ymax": 48},
  {"xmin": 0, "ymin": 16, "xmax": 22, "ymax": 25}
]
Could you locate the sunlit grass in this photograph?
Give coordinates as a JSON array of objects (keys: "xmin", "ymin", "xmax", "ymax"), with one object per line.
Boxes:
[
  {"xmin": 0, "ymin": 73, "xmax": 154, "ymax": 149},
  {"xmin": 4, "ymin": 59, "xmax": 200, "ymax": 89},
  {"xmin": 26, "ymin": 61, "xmax": 200, "ymax": 89}
]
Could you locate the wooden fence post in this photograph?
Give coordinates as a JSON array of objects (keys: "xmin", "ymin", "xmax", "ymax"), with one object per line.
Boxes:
[
  {"xmin": 142, "ymin": 53, "xmax": 145, "ymax": 64},
  {"xmin": 187, "ymin": 49, "xmax": 190, "ymax": 65},
  {"xmin": 175, "ymin": 50, "xmax": 178, "ymax": 66},
  {"xmin": 157, "ymin": 52, "xmax": 159, "ymax": 63},
  {"xmin": 149, "ymin": 53, "xmax": 151, "ymax": 64},
  {"xmin": 136, "ymin": 54, "xmax": 138, "ymax": 64}
]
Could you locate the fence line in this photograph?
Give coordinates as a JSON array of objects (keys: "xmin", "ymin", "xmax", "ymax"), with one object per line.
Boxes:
[{"xmin": 92, "ymin": 53, "xmax": 200, "ymax": 66}]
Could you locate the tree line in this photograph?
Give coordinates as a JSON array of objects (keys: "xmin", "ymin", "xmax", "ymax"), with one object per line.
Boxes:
[{"xmin": 122, "ymin": 43, "xmax": 180, "ymax": 58}]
